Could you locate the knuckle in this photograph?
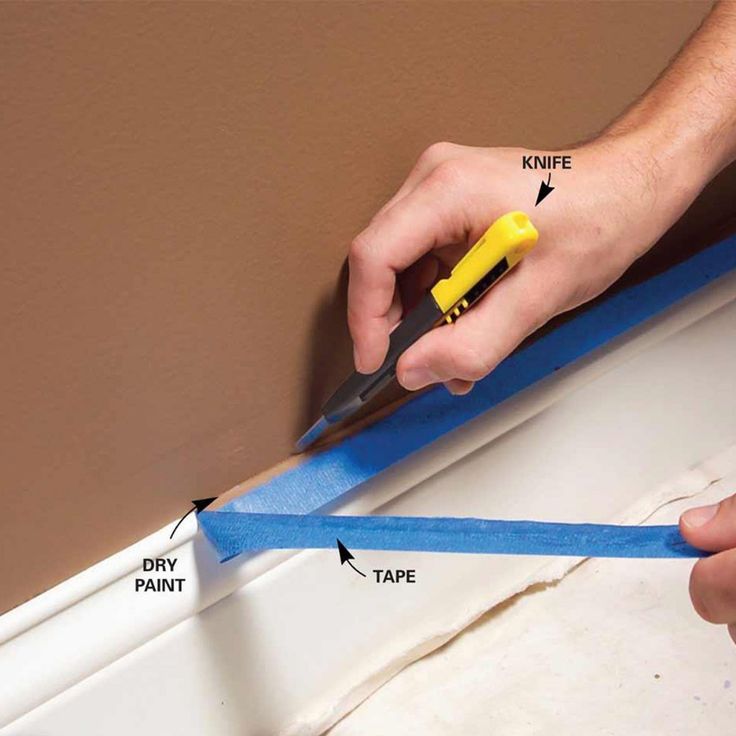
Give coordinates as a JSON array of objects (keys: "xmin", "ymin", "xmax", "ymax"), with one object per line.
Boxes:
[
  {"xmin": 349, "ymin": 233, "xmax": 375, "ymax": 265},
  {"xmin": 450, "ymin": 340, "xmax": 492, "ymax": 382},
  {"xmin": 430, "ymin": 159, "xmax": 465, "ymax": 189},
  {"xmin": 419, "ymin": 141, "xmax": 457, "ymax": 167}
]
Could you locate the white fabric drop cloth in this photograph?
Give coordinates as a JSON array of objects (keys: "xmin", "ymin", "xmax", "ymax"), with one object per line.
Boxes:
[{"xmin": 330, "ymin": 447, "xmax": 736, "ymax": 735}]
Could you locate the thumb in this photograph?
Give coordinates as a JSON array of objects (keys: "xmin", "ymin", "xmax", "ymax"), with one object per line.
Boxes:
[
  {"xmin": 680, "ymin": 494, "xmax": 736, "ymax": 553},
  {"xmin": 396, "ymin": 264, "xmax": 546, "ymax": 389}
]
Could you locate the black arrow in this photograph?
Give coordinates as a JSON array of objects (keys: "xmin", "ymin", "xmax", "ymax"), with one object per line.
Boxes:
[
  {"xmin": 170, "ymin": 497, "xmax": 217, "ymax": 539},
  {"xmin": 535, "ymin": 172, "xmax": 555, "ymax": 206},
  {"xmin": 336, "ymin": 538, "xmax": 366, "ymax": 577}
]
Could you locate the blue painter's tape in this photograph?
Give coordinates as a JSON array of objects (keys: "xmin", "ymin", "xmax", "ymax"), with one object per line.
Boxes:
[
  {"xmin": 198, "ymin": 512, "xmax": 708, "ymax": 560},
  {"xmin": 220, "ymin": 237, "xmax": 736, "ymax": 520}
]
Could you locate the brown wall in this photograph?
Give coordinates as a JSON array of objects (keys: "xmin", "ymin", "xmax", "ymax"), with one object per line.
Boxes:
[{"xmin": 0, "ymin": 1, "xmax": 723, "ymax": 614}]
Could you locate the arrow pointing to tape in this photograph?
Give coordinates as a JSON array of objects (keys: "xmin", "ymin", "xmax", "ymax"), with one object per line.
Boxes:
[{"xmin": 336, "ymin": 538, "xmax": 366, "ymax": 577}]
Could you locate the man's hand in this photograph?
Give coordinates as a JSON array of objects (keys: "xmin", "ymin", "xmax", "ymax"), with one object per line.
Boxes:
[
  {"xmin": 681, "ymin": 497, "xmax": 736, "ymax": 644},
  {"xmin": 348, "ymin": 3, "xmax": 736, "ymax": 395},
  {"xmin": 348, "ymin": 138, "xmax": 700, "ymax": 394},
  {"xmin": 345, "ymin": 2, "xmax": 736, "ymax": 643}
]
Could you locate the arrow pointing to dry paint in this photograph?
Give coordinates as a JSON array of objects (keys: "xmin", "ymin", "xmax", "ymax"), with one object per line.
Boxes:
[
  {"xmin": 170, "ymin": 497, "xmax": 217, "ymax": 539},
  {"xmin": 336, "ymin": 538, "xmax": 366, "ymax": 577}
]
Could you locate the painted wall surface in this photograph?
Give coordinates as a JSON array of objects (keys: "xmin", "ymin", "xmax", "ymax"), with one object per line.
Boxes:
[{"xmin": 1, "ymin": 1, "xmax": 729, "ymax": 614}]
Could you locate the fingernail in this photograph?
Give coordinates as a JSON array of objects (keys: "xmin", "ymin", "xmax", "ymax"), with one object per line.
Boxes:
[
  {"xmin": 444, "ymin": 380, "xmax": 474, "ymax": 396},
  {"xmin": 682, "ymin": 503, "xmax": 719, "ymax": 528},
  {"xmin": 401, "ymin": 368, "xmax": 434, "ymax": 390},
  {"xmin": 353, "ymin": 345, "xmax": 364, "ymax": 373}
]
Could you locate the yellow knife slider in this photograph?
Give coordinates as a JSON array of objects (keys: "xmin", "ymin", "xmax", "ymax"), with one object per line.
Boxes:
[{"xmin": 430, "ymin": 211, "xmax": 539, "ymax": 315}]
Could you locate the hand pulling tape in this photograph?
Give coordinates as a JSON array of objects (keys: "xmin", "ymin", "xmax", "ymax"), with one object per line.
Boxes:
[
  {"xmin": 200, "ymin": 237, "xmax": 736, "ymax": 562},
  {"xmin": 198, "ymin": 512, "xmax": 707, "ymax": 560}
]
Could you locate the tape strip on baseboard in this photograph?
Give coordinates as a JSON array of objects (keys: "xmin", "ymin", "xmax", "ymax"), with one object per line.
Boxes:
[
  {"xmin": 199, "ymin": 512, "xmax": 707, "ymax": 560},
  {"xmin": 200, "ymin": 237, "xmax": 736, "ymax": 560}
]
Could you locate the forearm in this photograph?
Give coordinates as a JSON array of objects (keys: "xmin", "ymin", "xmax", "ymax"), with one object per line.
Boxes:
[{"xmin": 604, "ymin": 2, "xmax": 736, "ymax": 190}]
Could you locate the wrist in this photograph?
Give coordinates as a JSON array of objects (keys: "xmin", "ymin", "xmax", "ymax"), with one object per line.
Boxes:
[
  {"xmin": 590, "ymin": 126, "xmax": 709, "ymax": 251},
  {"xmin": 600, "ymin": 83, "xmax": 732, "ymax": 203}
]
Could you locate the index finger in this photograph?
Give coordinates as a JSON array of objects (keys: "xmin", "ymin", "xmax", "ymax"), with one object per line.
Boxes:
[{"xmin": 348, "ymin": 173, "xmax": 469, "ymax": 372}]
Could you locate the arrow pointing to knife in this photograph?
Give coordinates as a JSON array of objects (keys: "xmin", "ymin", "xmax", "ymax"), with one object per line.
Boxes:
[{"xmin": 535, "ymin": 172, "xmax": 555, "ymax": 206}]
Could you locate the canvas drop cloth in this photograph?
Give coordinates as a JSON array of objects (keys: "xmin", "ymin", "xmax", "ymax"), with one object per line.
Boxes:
[{"xmin": 330, "ymin": 446, "xmax": 736, "ymax": 735}]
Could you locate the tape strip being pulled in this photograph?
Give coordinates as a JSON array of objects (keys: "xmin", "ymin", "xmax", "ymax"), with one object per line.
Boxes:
[
  {"xmin": 199, "ymin": 512, "xmax": 707, "ymax": 560},
  {"xmin": 200, "ymin": 237, "xmax": 736, "ymax": 561}
]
